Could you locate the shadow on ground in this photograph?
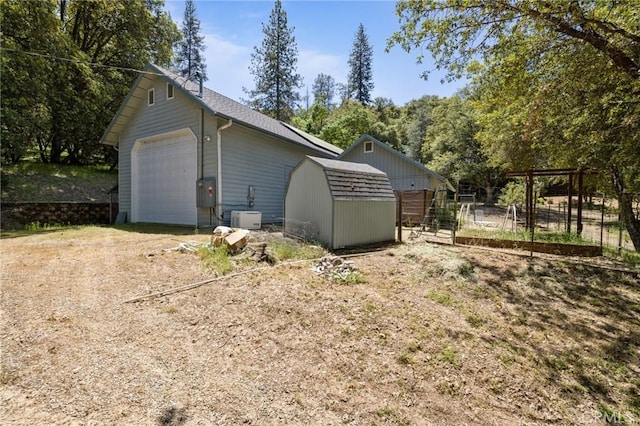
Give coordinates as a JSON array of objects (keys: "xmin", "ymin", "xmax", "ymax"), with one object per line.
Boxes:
[{"xmin": 470, "ymin": 255, "xmax": 640, "ymax": 417}]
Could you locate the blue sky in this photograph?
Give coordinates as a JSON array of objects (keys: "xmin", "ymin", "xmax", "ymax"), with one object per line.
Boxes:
[{"xmin": 164, "ymin": 0, "xmax": 467, "ymax": 106}]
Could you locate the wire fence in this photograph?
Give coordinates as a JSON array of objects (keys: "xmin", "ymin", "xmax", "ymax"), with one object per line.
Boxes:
[
  {"xmin": 454, "ymin": 197, "xmax": 635, "ymax": 251},
  {"xmin": 398, "ymin": 189, "xmax": 638, "ymax": 253}
]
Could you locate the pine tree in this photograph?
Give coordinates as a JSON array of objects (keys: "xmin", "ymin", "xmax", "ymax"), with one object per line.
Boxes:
[
  {"xmin": 244, "ymin": 0, "xmax": 302, "ymax": 122},
  {"xmin": 175, "ymin": 0, "xmax": 207, "ymax": 80},
  {"xmin": 348, "ymin": 23, "xmax": 374, "ymax": 105},
  {"xmin": 312, "ymin": 73, "xmax": 336, "ymax": 109}
]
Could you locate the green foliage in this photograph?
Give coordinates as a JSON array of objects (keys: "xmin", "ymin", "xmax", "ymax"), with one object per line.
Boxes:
[
  {"xmin": 497, "ymin": 180, "xmax": 553, "ymax": 211},
  {"xmin": 1, "ymin": 161, "xmax": 117, "ymax": 202},
  {"xmin": 465, "ymin": 312, "xmax": 484, "ymax": 328},
  {"xmin": 244, "ymin": 0, "xmax": 301, "ymax": 123},
  {"xmin": 602, "ymin": 247, "xmax": 640, "ymax": 268},
  {"xmin": 348, "ymin": 23, "xmax": 374, "ymax": 105},
  {"xmin": 1, "ymin": 0, "xmax": 180, "ymax": 166},
  {"xmin": 458, "ymin": 228, "xmax": 595, "ymax": 247},
  {"xmin": 423, "ymin": 96, "xmax": 503, "ymax": 204},
  {"xmin": 388, "ymin": 0, "xmax": 640, "ymax": 250},
  {"xmin": 388, "ymin": 1, "xmax": 639, "ymax": 82},
  {"xmin": 308, "ymin": 98, "xmax": 405, "ymax": 150},
  {"xmin": 23, "ymin": 222, "xmax": 68, "ymax": 232},
  {"xmin": 335, "ymin": 271, "xmax": 367, "ymax": 285},
  {"xmin": 597, "ymin": 404, "xmax": 627, "ymax": 425},
  {"xmin": 426, "ymin": 290, "xmax": 454, "ymax": 307},
  {"xmin": 370, "ymin": 97, "xmax": 405, "ymax": 151},
  {"xmin": 438, "ymin": 345, "xmax": 461, "ymax": 368},
  {"xmin": 403, "ymin": 95, "xmax": 439, "ymax": 161},
  {"xmin": 318, "ymin": 101, "xmax": 377, "ymax": 148},
  {"xmin": 290, "ymin": 101, "xmax": 330, "ymax": 136},
  {"xmin": 311, "ymin": 73, "xmax": 335, "ymax": 108},
  {"xmin": 196, "ymin": 245, "xmax": 234, "ymax": 275},
  {"xmin": 397, "ymin": 352, "xmax": 415, "ymax": 366},
  {"xmin": 498, "ymin": 181, "xmax": 526, "ymax": 209},
  {"xmin": 174, "ymin": 0, "xmax": 207, "ymax": 80},
  {"xmin": 268, "ymin": 239, "xmax": 325, "ymax": 262}
]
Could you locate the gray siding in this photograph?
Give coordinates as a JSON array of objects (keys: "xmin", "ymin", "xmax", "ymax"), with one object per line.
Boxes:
[
  {"xmin": 284, "ymin": 160, "xmax": 333, "ymax": 245},
  {"xmin": 333, "ymin": 199, "xmax": 396, "ymax": 249},
  {"xmin": 341, "ymin": 145, "xmax": 442, "ymax": 191},
  {"xmin": 111, "ymin": 68, "xmax": 339, "ymax": 228},
  {"xmin": 220, "ymin": 125, "xmax": 319, "ymax": 226},
  {"xmin": 285, "ymin": 157, "xmax": 397, "ymax": 249},
  {"xmin": 118, "ymin": 76, "xmax": 201, "ymax": 222},
  {"xmin": 116, "ymin": 75, "xmax": 325, "ymax": 228},
  {"xmin": 196, "ymin": 115, "xmax": 218, "ymax": 226}
]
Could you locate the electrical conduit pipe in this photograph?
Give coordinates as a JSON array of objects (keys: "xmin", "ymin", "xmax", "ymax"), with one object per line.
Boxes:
[{"xmin": 216, "ymin": 119, "xmax": 233, "ymax": 222}]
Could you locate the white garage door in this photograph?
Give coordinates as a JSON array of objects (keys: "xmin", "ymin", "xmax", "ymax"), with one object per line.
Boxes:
[{"xmin": 132, "ymin": 130, "xmax": 197, "ymax": 225}]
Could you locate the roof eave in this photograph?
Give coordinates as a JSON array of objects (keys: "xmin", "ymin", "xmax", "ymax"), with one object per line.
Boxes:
[
  {"xmin": 148, "ymin": 65, "xmax": 338, "ymax": 157},
  {"xmin": 100, "ymin": 63, "xmax": 338, "ymax": 157},
  {"xmin": 99, "ymin": 65, "xmax": 154, "ymax": 147}
]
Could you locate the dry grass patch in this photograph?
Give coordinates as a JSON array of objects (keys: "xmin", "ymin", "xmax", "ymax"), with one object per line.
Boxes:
[{"xmin": 1, "ymin": 229, "xmax": 638, "ymax": 424}]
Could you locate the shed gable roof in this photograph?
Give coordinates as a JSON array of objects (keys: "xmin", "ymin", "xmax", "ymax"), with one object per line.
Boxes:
[
  {"xmin": 307, "ymin": 156, "xmax": 396, "ymax": 200},
  {"xmin": 100, "ymin": 63, "xmax": 342, "ymax": 157}
]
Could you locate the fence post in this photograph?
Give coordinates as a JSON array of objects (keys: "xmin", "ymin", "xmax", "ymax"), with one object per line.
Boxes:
[
  {"xmin": 618, "ymin": 210, "xmax": 623, "ymax": 254},
  {"xmin": 530, "ymin": 191, "xmax": 536, "ymax": 258},
  {"xmin": 567, "ymin": 173, "xmax": 573, "ymax": 233},
  {"xmin": 397, "ymin": 192, "xmax": 403, "ymax": 243},
  {"xmin": 600, "ymin": 193, "xmax": 605, "ymax": 249},
  {"xmin": 423, "ymin": 189, "xmax": 427, "ymax": 223},
  {"xmin": 452, "ymin": 192, "xmax": 457, "ymax": 245},
  {"xmin": 577, "ymin": 170, "xmax": 584, "ymax": 236}
]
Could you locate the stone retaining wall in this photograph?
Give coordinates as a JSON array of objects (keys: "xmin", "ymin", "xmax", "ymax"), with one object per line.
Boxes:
[{"xmin": 1, "ymin": 202, "xmax": 117, "ymax": 229}]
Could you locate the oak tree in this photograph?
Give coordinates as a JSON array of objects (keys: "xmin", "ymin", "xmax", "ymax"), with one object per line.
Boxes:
[{"xmin": 389, "ymin": 0, "xmax": 640, "ymax": 250}]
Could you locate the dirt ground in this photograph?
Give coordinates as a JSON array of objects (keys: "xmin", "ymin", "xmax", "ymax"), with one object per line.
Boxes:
[{"xmin": 1, "ymin": 226, "xmax": 639, "ymax": 425}]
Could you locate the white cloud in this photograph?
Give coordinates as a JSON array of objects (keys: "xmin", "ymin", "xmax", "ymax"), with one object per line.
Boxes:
[
  {"xmin": 202, "ymin": 33, "xmax": 252, "ymax": 101},
  {"xmin": 201, "ymin": 41, "xmax": 349, "ymax": 102},
  {"xmin": 298, "ymin": 49, "xmax": 345, "ymax": 82}
]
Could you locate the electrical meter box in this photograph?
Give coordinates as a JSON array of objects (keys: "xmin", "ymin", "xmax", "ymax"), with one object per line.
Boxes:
[{"xmin": 196, "ymin": 177, "xmax": 216, "ymax": 208}]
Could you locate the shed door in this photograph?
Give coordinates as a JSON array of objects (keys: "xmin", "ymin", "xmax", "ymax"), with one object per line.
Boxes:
[{"xmin": 132, "ymin": 131, "xmax": 197, "ymax": 225}]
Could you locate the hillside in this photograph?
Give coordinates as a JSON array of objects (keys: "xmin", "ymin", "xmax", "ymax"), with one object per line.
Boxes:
[{"xmin": 1, "ymin": 162, "xmax": 118, "ymax": 203}]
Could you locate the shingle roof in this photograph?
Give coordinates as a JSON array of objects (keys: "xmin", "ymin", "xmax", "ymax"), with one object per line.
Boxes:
[
  {"xmin": 100, "ymin": 63, "xmax": 342, "ymax": 157},
  {"xmin": 308, "ymin": 156, "xmax": 396, "ymax": 200}
]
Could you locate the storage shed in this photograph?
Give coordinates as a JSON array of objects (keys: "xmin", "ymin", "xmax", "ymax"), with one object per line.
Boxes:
[{"xmin": 284, "ymin": 156, "xmax": 397, "ymax": 249}]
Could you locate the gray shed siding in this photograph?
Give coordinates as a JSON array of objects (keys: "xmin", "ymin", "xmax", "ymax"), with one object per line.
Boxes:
[
  {"xmin": 117, "ymin": 75, "xmax": 201, "ymax": 222},
  {"xmin": 340, "ymin": 145, "xmax": 442, "ymax": 191},
  {"xmin": 332, "ymin": 199, "xmax": 396, "ymax": 248},
  {"xmin": 284, "ymin": 161, "xmax": 333, "ymax": 245},
  {"xmin": 285, "ymin": 157, "xmax": 396, "ymax": 249}
]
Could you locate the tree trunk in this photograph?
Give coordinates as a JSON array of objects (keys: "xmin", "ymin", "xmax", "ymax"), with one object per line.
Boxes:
[
  {"xmin": 49, "ymin": 136, "xmax": 63, "ymax": 164},
  {"xmin": 37, "ymin": 135, "xmax": 50, "ymax": 163},
  {"xmin": 619, "ymin": 193, "xmax": 640, "ymax": 252},
  {"xmin": 612, "ymin": 167, "xmax": 640, "ymax": 251},
  {"xmin": 484, "ymin": 185, "xmax": 497, "ymax": 206}
]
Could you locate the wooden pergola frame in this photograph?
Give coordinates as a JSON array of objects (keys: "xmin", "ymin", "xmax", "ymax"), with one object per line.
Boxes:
[{"xmin": 506, "ymin": 168, "xmax": 599, "ymax": 234}]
